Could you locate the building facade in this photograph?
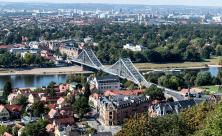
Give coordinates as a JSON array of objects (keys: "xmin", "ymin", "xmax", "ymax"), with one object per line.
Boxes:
[
  {"xmin": 59, "ymin": 42, "xmax": 79, "ymax": 58},
  {"xmin": 88, "ymin": 75, "xmax": 120, "ymax": 92},
  {"xmin": 99, "ymin": 95, "xmax": 149, "ymax": 126}
]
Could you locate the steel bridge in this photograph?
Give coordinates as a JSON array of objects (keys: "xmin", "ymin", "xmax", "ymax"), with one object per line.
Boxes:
[{"xmin": 71, "ymin": 48, "xmax": 185, "ymax": 101}]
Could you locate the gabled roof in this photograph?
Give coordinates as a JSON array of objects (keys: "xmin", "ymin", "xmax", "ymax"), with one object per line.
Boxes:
[
  {"xmin": 5, "ymin": 104, "xmax": 23, "ymax": 112},
  {"xmin": 178, "ymin": 99, "xmax": 197, "ymax": 109},
  {"xmin": 0, "ymin": 105, "xmax": 6, "ymax": 112},
  {"xmin": 104, "ymin": 89, "xmax": 144, "ymax": 96},
  {"xmin": 3, "ymin": 132, "xmax": 12, "ymax": 136},
  {"xmin": 48, "ymin": 109, "xmax": 58, "ymax": 118},
  {"xmin": 54, "ymin": 116, "xmax": 75, "ymax": 126},
  {"xmin": 46, "ymin": 124, "xmax": 55, "ymax": 132},
  {"xmin": 57, "ymin": 97, "xmax": 65, "ymax": 104}
]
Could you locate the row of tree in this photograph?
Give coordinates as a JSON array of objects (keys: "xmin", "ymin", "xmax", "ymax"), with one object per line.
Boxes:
[
  {"xmin": 0, "ymin": 50, "xmax": 53, "ymax": 67},
  {"xmin": 145, "ymin": 70, "xmax": 222, "ymax": 91}
]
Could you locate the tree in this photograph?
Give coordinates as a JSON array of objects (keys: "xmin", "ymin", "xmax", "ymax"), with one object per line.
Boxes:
[
  {"xmin": 145, "ymin": 84, "xmax": 165, "ymax": 100},
  {"xmin": 16, "ymin": 95, "xmax": 28, "ymax": 106},
  {"xmin": 216, "ymin": 45, "xmax": 222, "ymax": 56},
  {"xmin": 195, "ymin": 71, "xmax": 212, "ymax": 86},
  {"xmin": 66, "ymin": 74, "xmax": 85, "ymax": 83},
  {"xmin": 218, "ymin": 57, "xmax": 222, "ymax": 65},
  {"xmin": 3, "ymin": 81, "xmax": 12, "ymax": 100},
  {"xmin": 184, "ymin": 46, "xmax": 201, "ymax": 62},
  {"xmin": 180, "ymin": 102, "xmax": 215, "ymax": 134},
  {"xmin": 0, "ymin": 125, "xmax": 11, "ymax": 135},
  {"xmin": 195, "ymin": 101, "xmax": 222, "ymax": 136},
  {"xmin": 73, "ymin": 95, "xmax": 89, "ymax": 119},
  {"xmin": 158, "ymin": 75, "xmax": 184, "ymax": 90},
  {"xmin": 116, "ymin": 114, "xmax": 188, "ymax": 136},
  {"xmin": 24, "ymin": 53, "xmax": 34, "ymax": 65},
  {"xmin": 46, "ymin": 82, "xmax": 56, "ymax": 97},
  {"xmin": 30, "ymin": 102, "xmax": 47, "ymax": 117},
  {"xmin": 21, "ymin": 119, "xmax": 49, "ymax": 136},
  {"xmin": 84, "ymin": 82, "xmax": 91, "ymax": 98}
]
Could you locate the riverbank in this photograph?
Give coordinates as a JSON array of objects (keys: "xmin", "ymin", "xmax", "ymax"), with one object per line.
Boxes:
[
  {"xmin": 135, "ymin": 57, "xmax": 220, "ymax": 71},
  {"xmin": 0, "ymin": 66, "xmax": 93, "ymax": 76},
  {"xmin": 0, "ymin": 57, "xmax": 220, "ymax": 75}
]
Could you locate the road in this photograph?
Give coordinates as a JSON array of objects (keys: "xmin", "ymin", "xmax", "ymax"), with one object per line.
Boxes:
[{"xmin": 164, "ymin": 88, "xmax": 185, "ymax": 101}]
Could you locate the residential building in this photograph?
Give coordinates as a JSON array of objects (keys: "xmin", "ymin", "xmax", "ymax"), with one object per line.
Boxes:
[
  {"xmin": 53, "ymin": 116, "xmax": 75, "ymax": 127},
  {"xmin": 18, "ymin": 126, "xmax": 25, "ymax": 136},
  {"xmin": 59, "ymin": 42, "xmax": 79, "ymax": 58},
  {"xmin": 40, "ymin": 50, "xmax": 55, "ymax": 60},
  {"xmin": 180, "ymin": 87, "xmax": 204, "ymax": 97},
  {"xmin": 46, "ymin": 123, "xmax": 55, "ymax": 133},
  {"xmin": 0, "ymin": 45, "xmax": 14, "ymax": 51},
  {"xmin": 123, "ymin": 43, "xmax": 145, "ymax": 52},
  {"xmin": 59, "ymin": 84, "xmax": 70, "ymax": 93},
  {"xmin": 10, "ymin": 48, "xmax": 39, "ymax": 56},
  {"xmin": 99, "ymin": 95, "xmax": 149, "ymax": 126},
  {"xmin": 104, "ymin": 89, "xmax": 144, "ymax": 96},
  {"xmin": 5, "ymin": 104, "xmax": 23, "ymax": 119},
  {"xmin": 88, "ymin": 75, "xmax": 120, "ymax": 92},
  {"xmin": 57, "ymin": 97, "xmax": 65, "ymax": 108},
  {"xmin": 29, "ymin": 41, "xmax": 40, "ymax": 49},
  {"xmin": 48, "ymin": 41, "xmax": 60, "ymax": 51},
  {"xmin": 8, "ymin": 93, "xmax": 20, "ymax": 105},
  {"xmin": 3, "ymin": 132, "xmax": 13, "ymax": 136},
  {"xmin": 0, "ymin": 105, "xmax": 10, "ymax": 120},
  {"xmin": 149, "ymin": 99, "xmax": 199, "ymax": 117},
  {"xmin": 89, "ymin": 93, "xmax": 102, "ymax": 108},
  {"xmin": 48, "ymin": 109, "xmax": 59, "ymax": 119},
  {"xmin": 84, "ymin": 36, "xmax": 93, "ymax": 44},
  {"xmin": 28, "ymin": 93, "xmax": 40, "ymax": 104}
]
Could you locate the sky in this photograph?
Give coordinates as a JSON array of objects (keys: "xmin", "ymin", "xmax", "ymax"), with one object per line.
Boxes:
[{"xmin": 0, "ymin": 0, "xmax": 222, "ymax": 7}]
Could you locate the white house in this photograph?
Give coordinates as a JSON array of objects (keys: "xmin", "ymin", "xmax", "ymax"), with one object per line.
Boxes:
[
  {"xmin": 88, "ymin": 75, "xmax": 120, "ymax": 92},
  {"xmin": 123, "ymin": 43, "xmax": 144, "ymax": 52},
  {"xmin": 0, "ymin": 105, "xmax": 10, "ymax": 120}
]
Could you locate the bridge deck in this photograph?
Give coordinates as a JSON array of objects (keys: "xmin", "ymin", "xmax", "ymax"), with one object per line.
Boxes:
[{"xmin": 71, "ymin": 48, "xmax": 185, "ymax": 101}]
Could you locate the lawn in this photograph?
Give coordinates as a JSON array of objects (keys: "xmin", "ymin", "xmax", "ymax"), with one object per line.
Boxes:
[
  {"xmin": 134, "ymin": 57, "xmax": 220, "ymax": 70},
  {"xmin": 200, "ymin": 85, "xmax": 222, "ymax": 93}
]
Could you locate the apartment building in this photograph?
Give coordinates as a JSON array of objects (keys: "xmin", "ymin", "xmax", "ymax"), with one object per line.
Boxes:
[{"xmin": 99, "ymin": 95, "xmax": 149, "ymax": 126}]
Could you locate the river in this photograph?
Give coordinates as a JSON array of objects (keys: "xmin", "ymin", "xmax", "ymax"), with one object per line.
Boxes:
[
  {"xmin": 0, "ymin": 74, "xmax": 68, "ymax": 90},
  {"xmin": 0, "ymin": 67, "xmax": 221, "ymax": 90},
  {"xmin": 184, "ymin": 66, "xmax": 221, "ymax": 77}
]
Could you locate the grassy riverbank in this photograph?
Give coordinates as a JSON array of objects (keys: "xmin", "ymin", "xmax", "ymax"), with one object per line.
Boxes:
[{"xmin": 135, "ymin": 57, "xmax": 220, "ymax": 70}]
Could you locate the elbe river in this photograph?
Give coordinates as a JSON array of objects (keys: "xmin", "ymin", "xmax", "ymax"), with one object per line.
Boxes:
[{"xmin": 0, "ymin": 67, "xmax": 220, "ymax": 90}]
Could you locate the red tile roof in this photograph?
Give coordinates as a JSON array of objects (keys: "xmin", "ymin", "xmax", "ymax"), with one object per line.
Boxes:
[
  {"xmin": 0, "ymin": 45, "xmax": 14, "ymax": 49},
  {"xmin": 3, "ymin": 132, "xmax": 12, "ymax": 136},
  {"xmin": 104, "ymin": 89, "xmax": 145, "ymax": 96},
  {"xmin": 47, "ymin": 104, "xmax": 57, "ymax": 109},
  {"xmin": 90, "ymin": 93, "xmax": 102, "ymax": 100},
  {"xmin": 54, "ymin": 116, "xmax": 75, "ymax": 125},
  {"xmin": 5, "ymin": 104, "xmax": 23, "ymax": 112}
]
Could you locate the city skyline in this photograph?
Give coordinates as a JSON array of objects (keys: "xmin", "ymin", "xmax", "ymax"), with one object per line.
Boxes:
[{"xmin": 0, "ymin": 0, "xmax": 222, "ymax": 7}]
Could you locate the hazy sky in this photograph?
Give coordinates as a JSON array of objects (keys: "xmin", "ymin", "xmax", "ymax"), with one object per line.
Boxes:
[{"xmin": 1, "ymin": 0, "xmax": 222, "ymax": 7}]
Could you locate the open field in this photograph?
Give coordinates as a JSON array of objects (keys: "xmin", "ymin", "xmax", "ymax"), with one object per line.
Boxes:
[{"xmin": 135, "ymin": 57, "xmax": 220, "ymax": 70}]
